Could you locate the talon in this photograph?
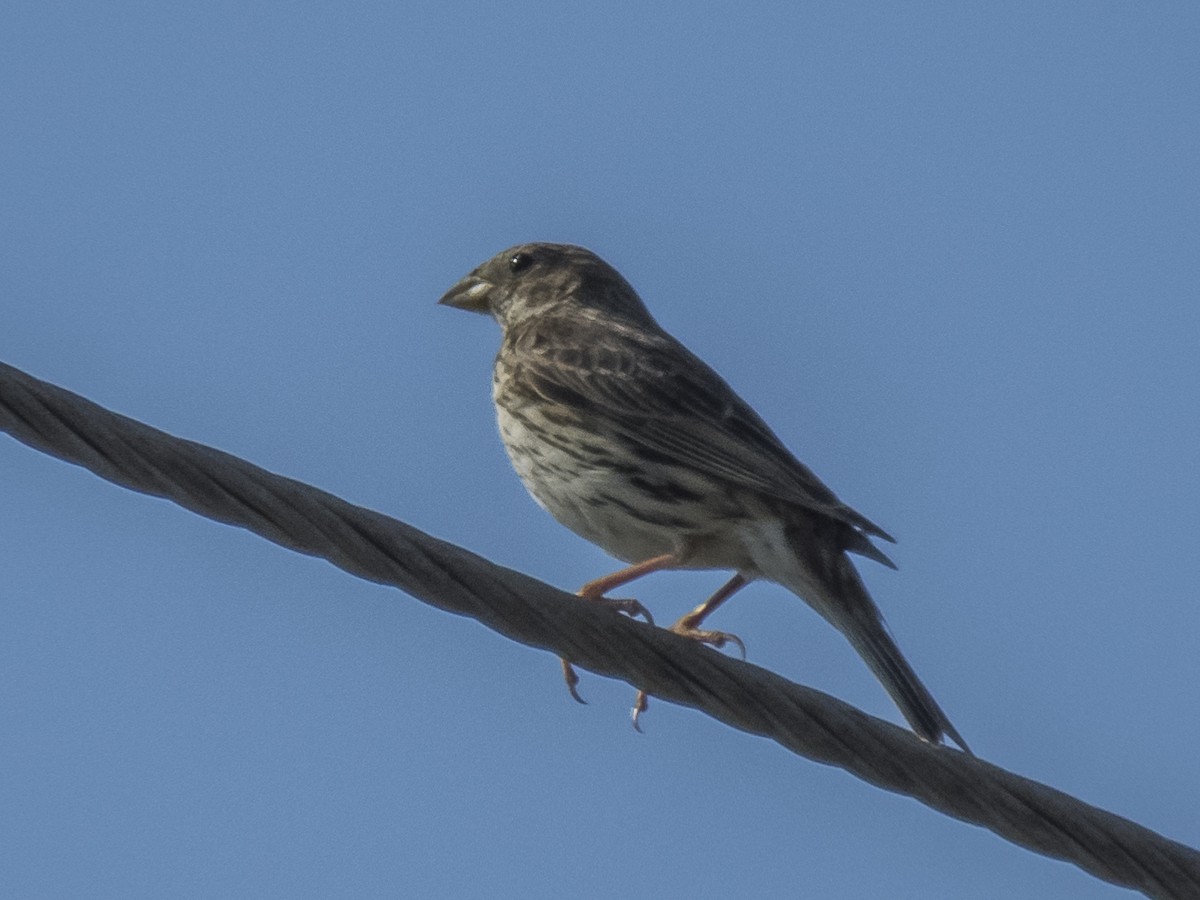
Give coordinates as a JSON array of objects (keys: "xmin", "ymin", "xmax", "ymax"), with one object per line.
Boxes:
[
  {"xmin": 631, "ymin": 690, "xmax": 650, "ymax": 732},
  {"xmin": 673, "ymin": 625, "xmax": 747, "ymax": 660},
  {"xmin": 561, "ymin": 658, "xmax": 587, "ymax": 705},
  {"xmin": 609, "ymin": 597, "xmax": 655, "ymax": 626},
  {"xmin": 578, "ymin": 590, "xmax": 655, "ymax": 626},
  {"xmin": 729, "ymin": 633, "xmax": 747, "ymax": 660}
]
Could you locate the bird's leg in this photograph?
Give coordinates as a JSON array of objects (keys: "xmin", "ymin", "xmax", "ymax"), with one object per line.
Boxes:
[
  {"xmin": 578, "ymin": 552, "xmax": 679, "ymax": 622},
  {"xmin": 559, "ymin": 553, "xmax": 677, "ymax": 704},
  {"xmin": 632, "ymin": 573, "xmax": 750, "ymax": 730},
  {"xmin": 668, "ymin": 572, "xmax": 749, "ymax": 656}
]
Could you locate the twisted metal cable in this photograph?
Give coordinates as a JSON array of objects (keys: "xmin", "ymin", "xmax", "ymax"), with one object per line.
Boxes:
[{"xmin": 2, "ymin": 360, "xmax": 1197, "ymax": 899}]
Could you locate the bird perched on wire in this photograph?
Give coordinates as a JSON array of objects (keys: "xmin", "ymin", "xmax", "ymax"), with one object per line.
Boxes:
[{"xmin": 439, "ymin": 242, "xmax": 969, "ymax": 752}]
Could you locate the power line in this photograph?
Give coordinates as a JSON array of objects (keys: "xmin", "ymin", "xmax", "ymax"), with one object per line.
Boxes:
[{"xmin": 2, "ymin": 360, "xmax": 1197, "ymax": 900}]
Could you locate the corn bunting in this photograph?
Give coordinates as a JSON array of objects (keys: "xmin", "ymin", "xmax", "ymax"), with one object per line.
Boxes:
[{"xmin": 440, "ymin": 242, "xmax": 968, "ymax": 751}]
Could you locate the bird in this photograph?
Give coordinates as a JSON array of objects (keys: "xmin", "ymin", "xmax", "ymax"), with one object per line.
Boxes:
[{"xmin": 439, "ymin": 242, "xmax": 969, "ymax": 752}]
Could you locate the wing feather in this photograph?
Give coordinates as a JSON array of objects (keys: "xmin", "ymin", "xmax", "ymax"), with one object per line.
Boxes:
[{"xmin": 508, "ymin": 315, "xmax": 895, "ymax": 547}]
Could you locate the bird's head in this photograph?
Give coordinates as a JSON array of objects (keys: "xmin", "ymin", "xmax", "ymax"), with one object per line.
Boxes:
[{"xmin": 438, "ymin": 243, "xmax": 655, "ymax": 331}]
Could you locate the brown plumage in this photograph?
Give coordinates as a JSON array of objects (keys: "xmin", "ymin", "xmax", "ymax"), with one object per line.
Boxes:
[{"xmin": 440, "ymin": 242, "xmax": 968, "ymax": 752}]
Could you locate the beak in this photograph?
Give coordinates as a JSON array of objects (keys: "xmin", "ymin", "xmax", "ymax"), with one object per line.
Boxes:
[{"xmin": 438, "ymin": 274, "xmax": 494, "ymax": 314}]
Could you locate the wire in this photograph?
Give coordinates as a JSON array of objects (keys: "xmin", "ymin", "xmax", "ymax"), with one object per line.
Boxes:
[{"xmin": 2, "ymin": 360, "xmax": 1197, "ymax": 899}]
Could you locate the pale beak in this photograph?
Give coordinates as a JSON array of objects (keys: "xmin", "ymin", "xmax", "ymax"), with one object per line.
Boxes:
[{"xmin": 438, "ymin": 275, "xmax": 494, "ymax": 313}]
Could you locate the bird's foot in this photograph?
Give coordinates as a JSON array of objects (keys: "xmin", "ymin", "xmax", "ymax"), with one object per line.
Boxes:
[
  {"xmin": 577, "ymin": 590, "xmax": 655, "ymax": 626},
  {"xmin": 630, "ymin": 620, "xmax": 748, "ymax": 731},
  {"xmin": 669, "ymin": 621, "xmax": 746, "ymax": 659},
  {"xmin": 560, "ymin": 657, "xmax": 587, "ymax": 705},
  {"xmin": 559, "ymin": 594, "xmax": 654, "ymax": 706},
  {"xmin": 604, "ymin": 596, "xmax": 654, "ymax": 625}
]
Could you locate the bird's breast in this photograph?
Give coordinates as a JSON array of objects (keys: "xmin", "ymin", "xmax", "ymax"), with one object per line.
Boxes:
[{"xmin": 493, "ymin": 387, "xmax": 757, "ymax": 570}]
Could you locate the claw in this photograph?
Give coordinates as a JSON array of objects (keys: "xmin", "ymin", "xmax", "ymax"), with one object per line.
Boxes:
[
  {"xmin": 673, "ymin": 625, "xmax": 747, "ymax": 660},
  {"xmin": 606, "ymin": 596, "xmax": 655, "ymax": 626},
  {"xmin": 562, "ymin": 590, "xmax": 654, "ymax": 712},
  {"xmin": 726, "ymin": 632, "xmax": 748, "ymax": 660},
  {"xmin": 561, "ymin": 658, "xmax": 587, "ymax": 705},
  {"xmin": 631, "ymin": 690, "xmax": 649, "ymax": 732},
  {"xmin": 627, "ymin": 628, "xmax": 745, "ymax": 731}
]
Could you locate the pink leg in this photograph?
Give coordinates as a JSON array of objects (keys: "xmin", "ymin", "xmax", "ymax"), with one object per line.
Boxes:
[
  {"xmin": 560, "ymin": 553, "xmax": 678, "ymax": 704},
  {"xmin": 632, "ymin": 573, "xmax": 750, "ymax": 730}
]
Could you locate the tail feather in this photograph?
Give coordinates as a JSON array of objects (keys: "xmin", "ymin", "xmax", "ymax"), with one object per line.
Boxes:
[
  {"xmin": 780, "ymin": 542, "xmax": 971, "ymax": 754},
  {"xmin": 843, "ymin": 598, "xmax": 972, "ymax": 753}
]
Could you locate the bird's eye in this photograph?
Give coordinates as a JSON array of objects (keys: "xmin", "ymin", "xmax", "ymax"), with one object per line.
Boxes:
[{"xmin": 509, "ymin": 252, "xmax": 533, "ymax": 273}]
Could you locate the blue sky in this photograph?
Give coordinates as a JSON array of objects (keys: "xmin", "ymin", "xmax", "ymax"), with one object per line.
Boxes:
[{"xmin": 3, "ymin": 4, "xmax": 1197, "ymax": 897}]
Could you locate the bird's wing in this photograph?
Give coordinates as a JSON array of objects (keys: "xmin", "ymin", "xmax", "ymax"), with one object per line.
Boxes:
[{"xmin": 510, "ymin": 316, "xmax": 895, "ymax": 547}]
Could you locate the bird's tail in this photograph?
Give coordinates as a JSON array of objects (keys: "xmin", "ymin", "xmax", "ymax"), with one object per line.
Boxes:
[{"xmin": 779, "ymin": 547, "xmax": 971, "ymax": 754}]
